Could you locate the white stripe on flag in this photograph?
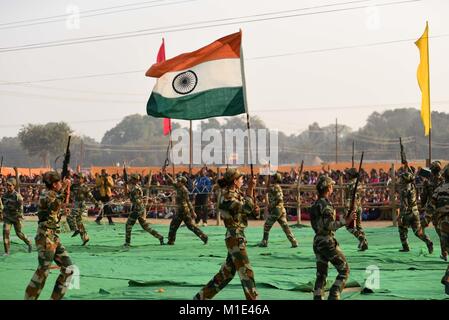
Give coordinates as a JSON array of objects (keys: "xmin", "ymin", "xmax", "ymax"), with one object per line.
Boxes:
[{"xmin": 152, "ymin": 58, "xmax": 242, "ymax": 98}]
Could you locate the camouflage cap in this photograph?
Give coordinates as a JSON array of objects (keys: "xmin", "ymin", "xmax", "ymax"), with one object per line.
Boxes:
[
  {"xmin": 43, "ymin": 171, "xmax": 61, "ymax": 185},
  {"xmin": 430, "ymin": 161, "xmax": 442, "ymax": 172},
  {"xmin": 224, "ymin": 168, "xmax": 243, "ymax": 183},
  {"xmin": 130, "ymin": 173, "xmax": 140, "ymax": 181},
  {"xmin": 177, "ymin": 176, "xmax": 187, "ymax": 184},
  {"xmin": 273, "ymin": 172, "xmax": 282, "ymax": 183},
  {"xmin": 316, "ymin": 175, "xmax": 335, "ymax": 193},
  {"xmin": 6, "ymin": 178, "xmax": 16, "ymax": 186},
  {"xmin": 345, "ymin": 168, "xmax": 358, "ymax": 179}
]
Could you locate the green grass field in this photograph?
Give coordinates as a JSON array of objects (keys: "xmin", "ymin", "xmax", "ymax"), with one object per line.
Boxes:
[{"xmin": 1, "ymin": 220, "xmax": 448, "ymax": 300}]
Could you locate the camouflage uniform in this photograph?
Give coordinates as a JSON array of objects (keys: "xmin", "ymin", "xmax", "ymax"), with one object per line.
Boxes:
[
  {"xmin": 344, "ymin": 169, "xmax": 368, "ymax": 251},
  {"xmin": 2, "ymin": 179, "xmax": 32, "ymax": 254},
  {"xmin": 167, "ymin": 176, "xmax": 208, "ymax": 245},
  {"xmin": 194, "ymin": 169, "xmax": 259, "ymax": 300},
  {"xmin": 311, "ymin": 176, "xmax": 350, "ymax": 300},
  {"xmin": 398, "ymin": 172, "xmax": 433, "ymax": 252},
  {"xmin": 432, "ymin": 168, "xmax": 449, "ymax": 294},
  {"xmin": 125, "ymin": 175, "xmax": 164, "ymax": 246},
  {"xmin": 259, "ymin": 173, "xmax": 297, "ymax": 247},
  {"xmin": 68, "ymin": 176, "xmax": 96, "ymax": 245},
  {"xmin": 421, "ymin": 162, "xmax": 445, "ymax": 257},
  {"xmin": 25, "ymin": 171, "xmax": 74, "ymax": 300}
]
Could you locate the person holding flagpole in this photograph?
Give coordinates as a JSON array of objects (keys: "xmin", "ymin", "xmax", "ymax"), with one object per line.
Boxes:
[{"xmin": 145, "ymin": 30, "xmax": 259, "ymax": 299}]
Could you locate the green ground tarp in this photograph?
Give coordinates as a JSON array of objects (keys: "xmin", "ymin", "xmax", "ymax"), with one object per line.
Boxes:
[{"xmin": 0, "ymin": 221, "xmax": 448, "ymax": 300}]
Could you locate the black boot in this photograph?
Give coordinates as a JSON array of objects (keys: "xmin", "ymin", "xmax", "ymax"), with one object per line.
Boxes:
[
  {"xmin": 427, "ymin": 241, "xmax": 434, "ymax": 254},
  {"xmin": 359, "ymin": 239, "xmax": 368, "ymax": 251},
  {"xmin": 399, "ymin": 244, "xmax": 410, "ymax": 252},
  {"xmin": 328, "ymin": 286, "xmax": 341, "ymax": 300},
  {"xmin": 258, "ymin": 232, "xmax": 269, "ymax": 247}
]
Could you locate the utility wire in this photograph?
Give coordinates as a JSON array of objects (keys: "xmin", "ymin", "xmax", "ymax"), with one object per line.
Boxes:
[
  {"xmin": 3, "ymin": 32, "xmax": 449, "ymax": 86},
  {"xmin": 0, "ymin": 0, "xmax": 425, "ymax": 53},
  {"xmin": 0, "ymin": 0, "xmax": 193, "ymax": 30}
]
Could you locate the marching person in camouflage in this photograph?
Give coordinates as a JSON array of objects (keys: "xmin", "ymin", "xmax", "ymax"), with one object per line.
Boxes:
[
  {"xmin": 165, "ymin": 174, "xmax": 208, "ymax": 245},
  {"xmin": 2, "ymin": 178, "xmax": 32, "ymax": 255},
  {"xmin": 258, "ymin": 172, "xmax": 298, "ymax": 248},
  {"xmin": 397, "ymin": 170, "xmax": 433, "ymax": 253},
  {"xmin": 421, "ymin": 161, "xmax": 446, "ymax": 258},
  {"xmin": 194, "ymin": 169, "xmax": 259, "ymax": 300},
  {"xmin": 124, "ymin": 174, "xmax": 164, "ymax": 248},
  {"xmin": 24, "ymin": 171, "xmax": 74, "ymax": 300},
  {"xmin": 68, "ymin": 173, "xmax": 97, "ymax": 246},
  {"xmin": 344, "ymin": 168, "xmax": 368, "ymax": 251},
  {"xmin": 432, "ymin": 165, "xmax": 449, "ymax": 294},
  {"xmin": 310, "ymin": 175, "xmax": 355, "ymax": 300}
]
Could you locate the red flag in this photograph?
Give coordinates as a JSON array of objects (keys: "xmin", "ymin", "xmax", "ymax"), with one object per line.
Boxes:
[
  {"xmin": 156, "ymin": 38, "xmax": 166, "ymax": 63},
  {"xmin": 157, "ymin": 38, "xmax": 172, "ymax": 136},
  {"xmin": 163, "ymin": 118, "xmax": 172, "ymax": 136}
]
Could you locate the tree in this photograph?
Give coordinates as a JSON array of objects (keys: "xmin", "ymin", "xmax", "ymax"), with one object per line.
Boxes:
[
  {"xmin": 99, "ymin": 114, "xmax": 182, "ymax": 166},
  {"xmin": 18, "ymin": 122, "xmax": 72, "ymax": 167}
]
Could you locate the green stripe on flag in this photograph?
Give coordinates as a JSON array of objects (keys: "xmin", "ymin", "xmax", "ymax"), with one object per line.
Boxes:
[{"xmin": 147, "ymin": 87, "xmax": 245, "ymax": 120}]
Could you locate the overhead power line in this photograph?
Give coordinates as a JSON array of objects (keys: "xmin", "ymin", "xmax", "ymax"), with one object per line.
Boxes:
[
  {"xmin": 0, "ymin": 70, "xmax": 144, "ymax": 85},
  {"xmin": 0, "ymin": 0, "xmax": 425, "ymax": 53},
  {"xmin": 0, "ymin": 0, "xmax": 194, "ymax": 30},
  {"xmin": 3, "ymin": 32, "xmax": 449, "ymax": 86},
  {"xmin": 0, "ymin": 0, "xmax": 165, "ymax": 26}
]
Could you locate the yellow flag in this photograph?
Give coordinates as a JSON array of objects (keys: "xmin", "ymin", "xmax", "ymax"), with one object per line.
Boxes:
[{"xmin": 415, "ymin": 22, "xmax": 431, "ymax": 136}]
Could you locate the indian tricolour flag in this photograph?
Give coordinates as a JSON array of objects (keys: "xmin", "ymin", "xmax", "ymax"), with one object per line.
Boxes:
[{"xmin": 145, "ymin": 31, "xmax": 246, "ymax": 120}]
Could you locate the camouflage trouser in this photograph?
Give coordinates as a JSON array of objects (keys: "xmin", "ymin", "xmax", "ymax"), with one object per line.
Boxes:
[
  {"xmin": 398, "ymin": 212, "xmax": 432, "ymax": 248},
  {"xmin": 438, "ymin": 216, "xmax": 449, "ymax": 285},
  {"xmin": 3, "ymin": 218, "xmax": 31, "ymax": 253},
  {"xmin": 95, "ymin": 196, "xmax": 114, "ymax": 224},
  {"xmin": 125, "ymin": 210, "xmax": 163, "ymax": 245},
  {"xmin": 68, "ymin": 209, "xmax": 89, "ymax": 243},
  {"xmin": 262, "ymin": 207, "xmax": 297, "ymax": 245},
  {"xmin": 422, "ymin": 209, "xmax": 445, "ymax": 255},
  {"xmin": 66, "ymin": 213, "xmax": 77, "ymax": 232},
  {"xmin": 313, "ymin": 237, "xmax": 350, "ymax": 300},
  {"xmin": 168, "ymin": 211, "xmax": 207, "ymax": 244},
  {"xmin": 346, "ymin": 207, "xmax": 367, "ymax": 242},
  {"xmin": 194, "ymin": 236, "xmax": 258, "ymax": 300},
  {"xmin": 25, "ymin": 230, "xmax": 73, "ymax": 300}
]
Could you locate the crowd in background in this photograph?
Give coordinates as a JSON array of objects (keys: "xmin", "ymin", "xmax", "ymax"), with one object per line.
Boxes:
[{"xmin": 0, "ymin": 166, "xmax": 427, "ymax": 222}]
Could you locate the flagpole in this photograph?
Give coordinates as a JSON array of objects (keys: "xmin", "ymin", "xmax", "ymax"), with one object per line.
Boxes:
[
  {"xmin": 427, "ymin": 21, "xmax": 432, "ymax": 163},
  {"xmin": 189, "ymin": 120, "xmax": 193, "ymax": 176},
  {"xmin": 239, "ymin": 30, "xmax": 254, "ymax": 176},
  {"xmin": 429, "ymin": 129, "xmax": 432, "ymax": 164},
  {"xmin": 170, "ymin": 128, "xmax": 175, "ymax": 177},
  {"xmin": 352, "ymin": 140, "xmax": 355, "ymax": 168}
]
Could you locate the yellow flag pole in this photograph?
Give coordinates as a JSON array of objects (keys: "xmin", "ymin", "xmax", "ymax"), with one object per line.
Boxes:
[{"xmin": 427, "ymin": 21, "xmax": 432, "ymax": 163}]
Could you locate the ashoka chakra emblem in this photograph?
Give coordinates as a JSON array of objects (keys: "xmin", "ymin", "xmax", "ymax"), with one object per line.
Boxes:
[{"xmin": 172, "ymin": 70, "xmax": 198, "ymax": 95}]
